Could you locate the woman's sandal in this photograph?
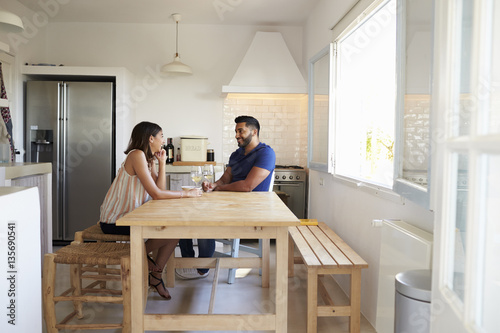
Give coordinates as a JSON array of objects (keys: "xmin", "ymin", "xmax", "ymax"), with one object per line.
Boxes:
[
  {"xmin": 147, "ymin": 255, "xmax": 161, "ymax": 272},
  {"xmin": 149, "ymin": 273, "xmax": 171, "ymax": 300}
]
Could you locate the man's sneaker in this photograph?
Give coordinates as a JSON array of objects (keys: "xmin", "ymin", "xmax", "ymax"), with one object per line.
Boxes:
[{"xmin": 175, "ymin": 268, "xmax": 209, "ymax": 280}]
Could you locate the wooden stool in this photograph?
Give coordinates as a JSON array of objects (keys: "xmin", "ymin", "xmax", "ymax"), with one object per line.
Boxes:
[
  {"xmin": 74, "ymin": 223, "xmax": 131, "ymax": 289},
  {"xmin": 42, "ymin": 242, "xmax": 131, "ymax": 333},
  {"xmin": 74, "ymin": 222, "xmax": 130, "ymax": 243}
]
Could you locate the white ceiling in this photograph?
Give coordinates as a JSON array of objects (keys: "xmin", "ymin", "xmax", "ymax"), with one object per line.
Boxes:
[{"xmin": 16, "ymin": 0, "xmax": 320, "ymax": 26}]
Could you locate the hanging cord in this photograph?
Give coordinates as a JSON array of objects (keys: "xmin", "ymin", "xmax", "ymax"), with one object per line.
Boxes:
[{"xmin": 175, "ymin": 20, "xmax": 179, "ymax": 57}]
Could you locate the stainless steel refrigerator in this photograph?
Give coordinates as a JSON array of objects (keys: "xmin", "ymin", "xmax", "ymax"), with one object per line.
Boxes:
[{"xmin": 25, "ymin": 80, "xmax": 115, "ymax": 242}]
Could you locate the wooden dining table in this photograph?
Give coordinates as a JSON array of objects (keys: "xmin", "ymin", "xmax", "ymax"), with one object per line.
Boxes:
[{"xmin": 116, "ymin": 191, "xmax": 300, "ymax": 332}]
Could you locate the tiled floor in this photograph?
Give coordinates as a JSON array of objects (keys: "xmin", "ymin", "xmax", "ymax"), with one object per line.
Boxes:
[{"xmin": 43, "ymin": 242, "xmax": 376, "ymax": 333}]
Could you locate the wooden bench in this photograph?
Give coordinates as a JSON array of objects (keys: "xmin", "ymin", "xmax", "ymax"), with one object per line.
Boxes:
[{"xmin": 288, "ymin": 222, "xmax": 368, "ymax": 333}]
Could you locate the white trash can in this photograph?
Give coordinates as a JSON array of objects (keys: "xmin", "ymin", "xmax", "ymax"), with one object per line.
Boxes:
[{"xmin": 395, "ymin": 269, "xmax": 432, "ymax": 333}]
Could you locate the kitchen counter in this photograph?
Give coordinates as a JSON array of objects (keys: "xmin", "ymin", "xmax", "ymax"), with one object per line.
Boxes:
[
  {"xmin": 0, "ymin": 162, "xmax": 52, "ymax": 260},
  {"xmin": 165, "ymin": 163, "xmax": 224, "ymax": 173},
  {"xmin": 0, "ymin": 186, "xmax": 42, "ymax": 332},
  {"xmin": 164, "ymin": 164, "xmax": 224, "ymax": 191},
  {"xmin": 0, "ymin": 162, "xmax": 52, "ymax": 182}
]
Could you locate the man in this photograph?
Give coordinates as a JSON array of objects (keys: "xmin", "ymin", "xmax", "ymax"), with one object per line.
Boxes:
[{"xmin": 176, "ymin": 115, "xmax": 276, "ymax": 280}]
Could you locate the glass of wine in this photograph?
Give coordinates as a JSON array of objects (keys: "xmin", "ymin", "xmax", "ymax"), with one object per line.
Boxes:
[
  {"xmin": 190, "ymin": 166, "xmax": 202, "ymax": 187},
  {"xmin": 203, "ymin": 164, "xmax": 214, "ymax": 184}
]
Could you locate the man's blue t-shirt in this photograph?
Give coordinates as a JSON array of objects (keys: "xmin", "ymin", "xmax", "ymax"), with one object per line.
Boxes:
[{"xmin": 227, "ymin": 142, "xmax": 276, "ymax": 192}]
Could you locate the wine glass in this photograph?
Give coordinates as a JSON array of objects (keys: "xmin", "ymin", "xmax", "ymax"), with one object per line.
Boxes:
[
  {"xmin": 190, "ymin": 166, "xmax": 202, "ymax": 187},
  {"xmin": 202, "ymin": 164, "xmax": 214, "ymax": 184}
]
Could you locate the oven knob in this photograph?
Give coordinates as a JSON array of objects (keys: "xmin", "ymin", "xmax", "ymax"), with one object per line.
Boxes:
[
  {"xmin": 282, "ymin": 175, "xmax": 286, "ymax": 180},
  {"xmin": 296, "ymin": 175, "xmax": 301, "ymax": 180},
  {"xmin": 275, "ymin": 175, "xmax": 279, "ymax": 180},
  {"xmin": 289, "ymin": 175, "xmax": 293, "ymax": 180}
]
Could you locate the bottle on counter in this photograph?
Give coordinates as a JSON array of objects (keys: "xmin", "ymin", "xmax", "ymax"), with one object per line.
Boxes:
[
  {"xmin": 176, "ymin": 147, "xmax": 181, "ymax": 161},
  {"xmin": 166, "ymin": 138, "xmax": 174, "ymax": 164},
  {"xmin": 207, "ymin": 149, "xmax": 214, "ymax": 162}
]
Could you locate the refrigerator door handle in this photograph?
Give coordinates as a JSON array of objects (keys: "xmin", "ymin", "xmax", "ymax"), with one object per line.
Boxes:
[
  {"xmin": 60, "ymin": 82, "xmax": 69, "ymax": 237},
  {"xmin": 56, "ymin": 82, "xmax": 64, "ymax": 238}
]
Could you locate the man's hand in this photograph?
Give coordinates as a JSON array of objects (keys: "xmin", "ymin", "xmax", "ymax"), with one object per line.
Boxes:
[{"xmin": 202, "ymin": 181, "xmax": 217, "ymax": 192}]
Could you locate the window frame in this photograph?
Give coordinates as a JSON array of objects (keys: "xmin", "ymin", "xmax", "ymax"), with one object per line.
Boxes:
[
  {"xmin": 307, "ymin": 43, "xmax": 334, "ymax": 173},
  {"xmin": 392, "ymin": 0, "xmax": 432, "ymax": 209},
  {"xmin": 331, "ymin": 0, "xmax": 398, "ymax": 189}
]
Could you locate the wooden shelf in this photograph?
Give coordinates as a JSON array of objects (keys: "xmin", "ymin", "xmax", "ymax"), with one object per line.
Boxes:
[{"xmin": 172, "ymin": 161, "xmax": 216, "ymax": 166}]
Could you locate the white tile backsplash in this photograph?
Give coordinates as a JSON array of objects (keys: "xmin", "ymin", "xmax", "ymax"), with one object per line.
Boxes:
[{"xmin": 223, "ymin": 94, "xmax": 308, "ymax": 166}]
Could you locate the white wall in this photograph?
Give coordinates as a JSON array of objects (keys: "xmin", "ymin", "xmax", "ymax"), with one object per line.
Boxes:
[
  {"xmin": 2, "ymin": 1, "xmax": 305, "ymax": 162},
  {"xmin": 41, "ymin": 23, "xmax": 304, "ymax": 159},
  {"xmin": 304, "ymin": 0, "xmax": 435, "ymax": 327}
]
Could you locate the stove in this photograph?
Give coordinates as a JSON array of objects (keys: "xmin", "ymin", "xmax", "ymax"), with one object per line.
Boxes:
[
  {"xmin": 275, "ymin": 165, "xmax": 304, "ymax": 169},
  {"xmin": 274, "ymin": 165, "xmax": 306, "ymax": 182},
  {"xmin": 273, "ymin": 165, "xmax": 307, "ymax": 218}
]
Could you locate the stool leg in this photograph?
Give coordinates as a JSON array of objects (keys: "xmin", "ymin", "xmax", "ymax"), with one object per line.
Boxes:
[
  {"xmin": 70, "ymin": 263, "xmax": 83, "ymax": 319},
  {"xmin": 97, "ymin": 263, "xmax": 107, "ymax": 289},
  {"xmin": 121, "ymin": 256, "xmax": 132, "ymax": 333},
  {"xmin": 307, "ymin": 269, "xmax": 318, "ymax": 333},
  {"xmin": 42, "ymin": 253, "xmax": 58, "ymax": 333},
  {"xmin": 97, "ymin": 241, "xmax": 107, "ymax": 289}
]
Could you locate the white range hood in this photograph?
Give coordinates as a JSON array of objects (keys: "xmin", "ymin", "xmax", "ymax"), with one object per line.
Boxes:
[{"xmin": 222, "ymin": 32, "xmax": 307, "ymax": 94}]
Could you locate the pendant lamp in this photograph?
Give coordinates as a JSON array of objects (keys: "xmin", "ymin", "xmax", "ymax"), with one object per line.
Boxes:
[
  {"xmin": 0, "ymin": 10, "xmax": 24, "ymax": 33},
  {"xmin": 161, "ymin": 13, "xmax": 192, "ymax": 75}
]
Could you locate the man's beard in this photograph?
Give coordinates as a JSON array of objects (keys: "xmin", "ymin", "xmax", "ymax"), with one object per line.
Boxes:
[{"xmin": 237, "ymin": 132, "xmax": 253, "ymax": 148}]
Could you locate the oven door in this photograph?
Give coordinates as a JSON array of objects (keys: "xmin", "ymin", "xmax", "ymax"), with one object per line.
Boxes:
[{"xmin": 273, "ymin": 182, "xmax": 305, "ymax": 219}]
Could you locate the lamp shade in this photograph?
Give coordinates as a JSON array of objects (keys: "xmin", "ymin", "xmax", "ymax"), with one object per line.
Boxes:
[
  {"xmin": 0, "ymin": 10, "xmax": 24, "ymax": 33},
  {"xmin": 161, "ymin": 55, "xmax": 193, "ymax": 74},
  {"xmin": 161, "ymin": 13, "xmax": 192, "ymax": 75}
]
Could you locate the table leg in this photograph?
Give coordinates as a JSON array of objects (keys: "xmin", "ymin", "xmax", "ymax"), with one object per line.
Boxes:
[
  {"xmin": 275, "ymin": 227, "xmax": 288, "ymax": 333},
  {"xmin": 166, "ymin": 251, "xmax": 175, "ymax": 288},
  {"xmin": 262, "ymin": 238, "xmax": 270, "ymax": 288},
  {"xmin": 288, "ymin": 234, "xmax": 295, "ymax": 277},
  {"xmin": 130, "ymin": 226, "xmax": 145, "ymax": 333}
]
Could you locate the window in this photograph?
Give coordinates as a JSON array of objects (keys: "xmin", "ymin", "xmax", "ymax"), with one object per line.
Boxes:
[
  {"xmin": 431, "ymin": 0, "xmax": 500, "ymax": 331},
  {"xmin": 393, "ymin": 0, "xmax": 436, "ymax": 208},
  {"xmin": 308, "ymin": 45, "xmax": 333, "ymax": 172},
  {"xmin": 333, "ymin": 0, "xmax": 397, "ymax": 187}
]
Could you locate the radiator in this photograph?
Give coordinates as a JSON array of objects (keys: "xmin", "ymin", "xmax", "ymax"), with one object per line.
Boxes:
[{"xmin": 375, "ymin": 219, "xmax": 433, "ymax": 333}]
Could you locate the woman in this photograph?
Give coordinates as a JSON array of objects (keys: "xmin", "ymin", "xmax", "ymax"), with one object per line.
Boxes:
[{"xmin": 100, "ymin": 121, "xmax": 201, "ymax": 300}]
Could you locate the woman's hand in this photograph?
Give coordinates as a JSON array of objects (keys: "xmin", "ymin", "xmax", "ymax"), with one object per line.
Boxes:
[
  {"xmin": 186, "ymin": 188, "xmax": 202, "ymax": 197},
  {"xmin": 155, "ymin": 148, "xmax": 167, "ymax": 164}
]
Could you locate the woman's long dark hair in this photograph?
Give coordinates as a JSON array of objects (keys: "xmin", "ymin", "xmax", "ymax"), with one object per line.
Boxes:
[{"xmin": 124, "ymin": 121, "xmax": 162, "ymax": 163}]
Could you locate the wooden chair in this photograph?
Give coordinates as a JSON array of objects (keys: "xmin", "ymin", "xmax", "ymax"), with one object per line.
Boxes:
[{"xmin": 42, "ymin": 242, "xmax": 131, "ymax": 333}]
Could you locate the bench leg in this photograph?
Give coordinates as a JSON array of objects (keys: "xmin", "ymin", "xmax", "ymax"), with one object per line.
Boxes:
[
  {"xmin": 307, "ymin": 269, "xmax": 318, "ymax": 333},
  {"xmin": 349, "ymin": 269, "xmax": 362, "ymax": 333}
]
